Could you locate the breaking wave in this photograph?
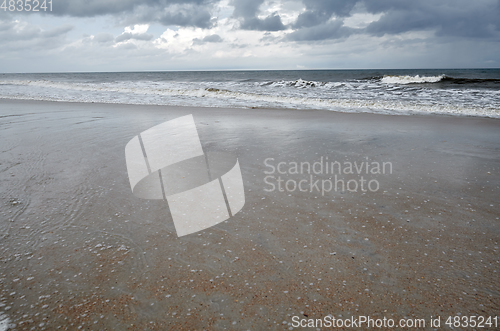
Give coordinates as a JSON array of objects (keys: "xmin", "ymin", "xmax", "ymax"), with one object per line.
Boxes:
[
  {"xmin": 0, "ymin": 76, "xmax": 499, "ymax": 118},
  {"xmin": 381, "ymin": 75, "xmax": 446, "ymax": 85}
]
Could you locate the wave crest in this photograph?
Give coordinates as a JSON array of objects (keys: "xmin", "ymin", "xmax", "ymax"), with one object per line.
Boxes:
[
  {"xmin": 381, "ymin": 75, "xmax": 445, "ymax": 85},
  {"xmin": 266, "ymin": 79, "xmax": 327, "ymax": 88}
]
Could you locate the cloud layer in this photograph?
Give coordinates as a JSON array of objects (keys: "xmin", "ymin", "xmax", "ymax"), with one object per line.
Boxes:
[
  {"xmin": 38, "ymin": 0, "xmax": 499, "ymax": 39},
  {"xmin": 0, "ymin": 0, "xmax": 498, "ymax": 71}
]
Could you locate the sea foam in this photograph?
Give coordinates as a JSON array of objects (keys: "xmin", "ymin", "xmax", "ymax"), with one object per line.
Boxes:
[
  {"xmin": 381, "ymin": 75, "xmax": 445, "ymax": 84},
  {"xmin": 0, "ymin": 313, "xmax": 10, "ymax": 331}
]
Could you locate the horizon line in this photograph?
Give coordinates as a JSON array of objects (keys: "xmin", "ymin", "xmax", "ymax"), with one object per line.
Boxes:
[{"xmin": 1, "ymin": 67, "xmax": 499, "ymax": 74}]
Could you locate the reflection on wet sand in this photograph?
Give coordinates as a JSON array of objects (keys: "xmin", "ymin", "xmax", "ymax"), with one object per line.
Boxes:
[{"xmin": 1, "ymin": 99, "xmax": 499, "ymax": 330}]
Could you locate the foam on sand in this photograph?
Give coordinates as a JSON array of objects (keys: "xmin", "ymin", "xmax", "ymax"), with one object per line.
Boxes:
[{"xmin": 0, "ymin": 313, "xmax": 10, "ymax": 331}]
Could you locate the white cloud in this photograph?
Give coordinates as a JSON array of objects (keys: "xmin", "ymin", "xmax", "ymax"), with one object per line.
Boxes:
[
  {"xmin": 343, "ymin": 13, "xmax": 383, "ymax": 29},
  {"xmin": 124, "ymin": 24, "xmax": 150, "ymax": 35},
  {"xmin": 155, "ymin": 28, "xmax": 199, "ymax": 53}
]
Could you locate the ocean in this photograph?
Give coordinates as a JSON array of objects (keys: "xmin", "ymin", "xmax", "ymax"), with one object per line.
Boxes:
[{"xmin": 1, "ymin": 69, "xmax": 499, "ymax": 118}]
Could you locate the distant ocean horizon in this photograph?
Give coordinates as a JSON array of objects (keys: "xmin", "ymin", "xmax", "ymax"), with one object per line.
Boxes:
[{"xmin": 1, "ymin": 68, "xmax": 499, "ymax": 118}]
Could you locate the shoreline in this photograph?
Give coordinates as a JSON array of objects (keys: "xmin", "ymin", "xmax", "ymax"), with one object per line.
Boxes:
[{"xmin": 2, "ymin": 97, "xmax": 500, "ymax": 122}]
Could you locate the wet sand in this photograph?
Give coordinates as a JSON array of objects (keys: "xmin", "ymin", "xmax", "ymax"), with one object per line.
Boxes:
[{"xmin": 0, "ymin": 99, "xmax": 499, "ymax": 330}]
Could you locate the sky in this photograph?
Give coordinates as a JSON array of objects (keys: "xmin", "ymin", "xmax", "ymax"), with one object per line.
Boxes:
[{"xmin": 0, "ymin": 0, "xmax": 499, "ymax": 72}]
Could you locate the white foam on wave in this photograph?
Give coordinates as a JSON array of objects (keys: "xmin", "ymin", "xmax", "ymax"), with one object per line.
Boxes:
[
  {"xmin": 268, "ymin": 79, "xmax": 326, "ymax": 88},
  {"xmin": 261, "ymin": 79, "xmax": 346, "ymax": 89},
  {"xmin": 381, "ymin": 75, "xmax": 445, "ymax": 85}
]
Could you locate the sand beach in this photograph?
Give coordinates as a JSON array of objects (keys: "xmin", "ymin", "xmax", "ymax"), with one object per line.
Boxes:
[{"xmin": 0, "ymin": 98, "xmax": 499, "ymax": 329}]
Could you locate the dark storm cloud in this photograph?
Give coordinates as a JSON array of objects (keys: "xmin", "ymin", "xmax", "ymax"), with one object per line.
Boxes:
[
  {"xmin": 284, "ymin": 0, "xmax": 500, "ymax": 41},
  {"xmin": 50, "ymin": 0, "xmax": 204, "ymax": 17},
  {"xmin": 232, "ymin": 0, "xmax": 286, "ymax": 31},
  {"xmin": 157, "ymin": 5, "xmax": 214, "ymax": 28},
  {"xmin": 229, "ymin": 0, "xmax": 497, "ymax": 38},
  {"xmin": 240, "ymin": 13, "xmax": 286, "ymax": 31},
  {"xmin": 294, "ymin": 0, "xmax": 357, "ymax": 28},
  {"xmin": 6, "ymin": 0, "xmax": 498, "ymax": 37},
  {"xmin": 42, "ymin": 0, "xmax": 217, "ymax": 28},
  {"xmin": 363, "ymin": 0, "xmax": 500, "ymax": 39}
]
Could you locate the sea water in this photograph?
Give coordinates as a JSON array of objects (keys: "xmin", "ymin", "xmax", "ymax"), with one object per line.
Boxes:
[{"xmin": 0, "ymin": 69, "xmax": 499, "ymax": 118}]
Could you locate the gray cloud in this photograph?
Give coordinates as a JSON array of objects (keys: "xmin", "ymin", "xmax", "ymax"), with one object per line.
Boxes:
[
  {"xmin": 157, "ymin": 5, "xmax": 215, "ymax": 28},
  {"xmin": 116, "ymin": 2, "xmax": 217, "ymax": 28},
  {"xmin": 232, "ymin": 0, "xmax": 286, "ymax": 31},
  {"xmin": 1, "ymin": 0, "xmax": 499, "ymax": 72},
  {"xmin": 228, "ymin": 0, "xmax": 500, "ymax": 37},
  {"xmin": 0, "ymin": 21, "xmax": 40, "ymax": 41},
  {"xmin": 35, "ymin": 0, "xmax": 217, "ymax": 28},
  {"xmin": 115, "ymin": 32, "xmax": 154, "ymax": 43},
  {"xmin": 0, "ymin": 20, "xmax": 72, "ymax": 42},
  {"xmin": 5, "ymin": 0, "xmax": 498, "ymax": 37},
  {"xmin": 240, "ymin": 13, "xmax": 286, "ymax": 31},
  {"xmin": 232, "ymin": 0, "xmax": 263, "ymax": 18},
  {"xmin": 50, "ymin": 0, "xmax": 137, "ymax": 17},
  {"xmin": 0, "ymin": 20, "xmax": 73, "ymax": 52},
  {"xmin": 285, "ymin": 0, "xmax": 500, "ymax": 41},
  {"xmin": 287, "ymin": 20, "xmax": 353, "ymax": 41},
  {"xmin": 42, "ymin": 25, "xmax": 74, "ymax": 38},
  {"xmin": 94, "ymin": 33, "xmax": 114, "ymax": 43},
  {"xmin": 294, "ymin": 0, "xmax": 357, "ymax": 28},
  {"xmin": 193, "ymin": 34, "xmax": 223, "ymax": 45},
  {"xmin": 116, "ymin": 42, "xmax": 138, "ymax": 50},
  {"xmin": 50, "ymin": 0, "xmax": 206, "ymax": 17},
  {"xmin": 363, "ymin": 0, "xmax": 500, "ymax": 39}
]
